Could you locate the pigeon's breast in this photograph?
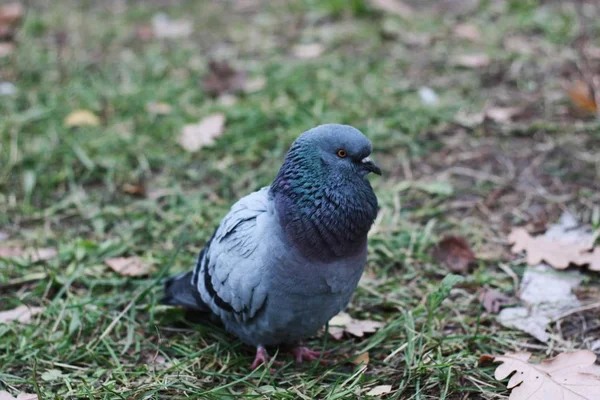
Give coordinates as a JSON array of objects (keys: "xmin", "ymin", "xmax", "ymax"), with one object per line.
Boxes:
[{"xmin": 233, "ymin": 220, "xmax": 367, "ymax": 346}]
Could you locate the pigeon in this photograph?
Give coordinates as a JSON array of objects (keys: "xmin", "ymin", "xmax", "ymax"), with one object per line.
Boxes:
[{"xmin": 162, "ymin": 124, "xmax": 381, "ymax": 369}]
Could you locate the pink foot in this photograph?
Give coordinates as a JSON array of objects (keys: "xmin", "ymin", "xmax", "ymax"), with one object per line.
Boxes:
[
  {"xmin": 250, "ymin": 346, "xmax": 282, "ymax": 371},
  {"xmin": 292, "ymin": 346, "xmax": 331, "ymax": 365}
]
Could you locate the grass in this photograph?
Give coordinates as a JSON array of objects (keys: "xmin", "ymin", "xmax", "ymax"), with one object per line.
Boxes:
[{"xmin": 1, "ymin": 0, "xmax": 600, "ymax": 398}]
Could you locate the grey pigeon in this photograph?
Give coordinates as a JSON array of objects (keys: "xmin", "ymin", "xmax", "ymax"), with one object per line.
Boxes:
[{"xmin": 162, "ymin": 124, "xmax": 380, "ymax": 369}]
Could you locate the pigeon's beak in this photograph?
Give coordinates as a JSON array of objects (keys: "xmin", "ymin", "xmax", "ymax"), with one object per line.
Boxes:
[{"xmin": 361, "ymin": 157, "xmax": 382, "ymax": 176}]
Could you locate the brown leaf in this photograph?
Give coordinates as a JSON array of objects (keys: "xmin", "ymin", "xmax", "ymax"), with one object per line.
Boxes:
[
  {"xmin": 328, "ymin": 312, "xmax": 384, "ymax": 340},
  {"xmin": 508, "ymin": 227, "xmax": 596, "ymax": 270},
  {"xmin": 122, "ymin": 183, "xmax": 146, "ymax": 197},
  {"xmin": 178, "ymin": 113, "xmax": 225, "ymax": 152},
  {"xmin": 292, "ymin": 43, "xmax": 324, "ymax": 59},
  {"xmin": 433, "ymin": 236, "xmax": 476, "ymax": 273},
  {"xmin": 369, "ymin": 0, "xmax": 413, "ymax": 18},
  {"xmin": 352, "ymin": 352, "xmax": 370, "ymax": 366},
  {"xmin": 145, "ymin": 102, "xmax": 172, "ymax": 115},
  {"xmin": 566, "ymin": 80, "xmax": 598, "ymax": 114},
  {"xmin": 0, "ymin": 305, "xmax": 44, "ymax": 324},
  {"xmin": 478, "ymin": 288, "xmax": 515, "ymax": 314},
  {"xmin": 485, "ymin": 106, "xmax": 522, "ymax": 123},
  {"xmin": 105, "ymin": 256, "xmax": 152, "ymax": 277},
  {"xmin": 0, "ymin": 42, "xmax": 14, "ymax": 57},
  {"xmin": 453, "ymin": 23, "xmax": 481, "ymax": 42},
  {"xmin": 0, "ymin": 246, "xmax": 57, "ymax": 262},
  {"xmin": 64, "ymin": 110, "xmax": 100, "ymax": 127},
  {"xmin": 201, "ymin": 61, "xmax": 247, "ymax": 97},
  {"xmin": 0, "ymin": 3, "xmax": 24, "ymax": 26},
  {"xmin": 134, "ymin": 24, "xmax": 154, "ymax": 41},
  {"xmin": 451, "ymin": 54, "xmax": 490, "ymax": 68},
  {"xmin": 365, "ymin": 385, "xmax": 392, "ymax": 396},
  {"xmin": 151, "ymin": 13, "xmax": 192, "ymax": 39},
  {"xmin": 488, "ymin": 350, "xmax": 600, "ymax": 399}
]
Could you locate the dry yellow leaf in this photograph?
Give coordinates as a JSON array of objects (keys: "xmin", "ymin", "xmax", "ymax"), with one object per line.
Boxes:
[
  {"xmin": 64, "ymin": 110, "xmax": 100, "ymax": 127},
  {"xmin": 352, "ymin": 352, "xmax": 370, "ymax": 366},
  {"xmin": 105, "ymin": 256, "xmax": 152, "ymax": 277},
  {"xmin": 488, "ymin": 350, "xmax": 600, "ymax": 399}
]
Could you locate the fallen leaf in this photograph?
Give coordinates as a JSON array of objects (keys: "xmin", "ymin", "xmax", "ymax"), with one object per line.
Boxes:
[
  {"xmin": 0, "ymin": 231, "xmax": 8, "ymax": 241},
  {"xmin": 0, "ymin": 305, "xmax": 44, "ymax": 324},
  {"xmin": 218, "ymin": 94, "xmax": 238, "ymax": 107},
  {"xmin": 566, "ymin": 80, "xmax": 598, "ymax": 114},
  {"xmin": 499, "ymin": 213, "xmax": 589, "ymax": 342},
  {"xmin": 418, "ymin": 87, "xmax": 439, "ymax": 107},
  {"xmin": 145, "ymin": 102, "xmax": 172, "ymax": 115},
  {"xmin": 151, "ymin": 13, "xmax": 193, "ymax": 39},
  {"xmin": 0, "ymin": 391, "xmax": 37, "ymax": 400},
  {"xmin": 178, "ymin": 113, "xmax": 225, "ymax": 152},
  {"xmin": 201, "ymin": 60, "xmax": 247, "ymax": 97},
  {"xmin": 134, "ymin": 24, "xmax": 154, "ymax": 41},
  {"xmin": 0, "ymin": 81, "xmax": 17, "ymax": 96},
  {"xmin": 508, "ymin": 218, "xmax": 597, "ymax": 271},
  {"xmin": 451, "ymin": 54, "xmax": 490, "ymax": 68},
  {"xmin": 105, "ymin": 256, "xmax": 152, "ymax": 277},
  {"xmin": 0, "ymin": 3, "xmax": 24, "ymax": 26},
  {"xmin": 145, "ymin": 354, "xmax": 173, "ymax": 371},
  {"xmin": 433, "ymin": 236, "xmax": 476, "ymax": 273},
  {"xmin": 244, "ymin": 76, "xmax": 266, "ymax": 93},
  {"xmin": 122, "ymin": 183, "xmax": 146, "ymax": 197},
  {"xmin": 0, "ymin": 42, "xmax": 14, "ymax": 57},
  {"xmin": 0, "ymin": 246, "xmax": 57, "ymax": 262},
  {"xmin": 369, "ymin": 0, "xmax": 413, "ymax": 18},
  {"xmin": 504, "ymin": 35, "xmax": 534, "ymax": 55},
  {"xmin": 366, "ymin": 385, "xmax": 392, "ymax": 396},
  {"xmin": 292, "ymin": 43, "xmax": 324, "ymax": 59},
  {"xmin": 328, "ymin": 312, "xmax": 384, "ymax": 340},
  {"xmin": 485, "ymin": 350, "xmax": 600, "ymax": 399},
  {"xmin": 64, "ymin": 110, "xmax": 100, "ymax": 127},
  {"xmin": 485, "ymin": 107, "xmax": 522, "ymax": 123},
  {"xmin": 478, "ymin": 288, "xmax": 515, "ymax": 314},
  {"xmin": 352, "ymin": 352, "xmax": 370, "ymax": 366},
  {"xmin": 41, "ymin": 369, "xmax": 64, "ymax": 382},
  {"xmin": 453, "ymin": 23, "xmax": 481, "ymax": 42},
  {"xmin": 454, "ymin": 110, "xmax": 484, "ymax": 127}
]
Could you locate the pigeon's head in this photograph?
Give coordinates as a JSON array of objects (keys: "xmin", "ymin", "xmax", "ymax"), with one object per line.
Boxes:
[{"xmin": 290, "ymin": 124, "xmax": 381, "ymax": 178}]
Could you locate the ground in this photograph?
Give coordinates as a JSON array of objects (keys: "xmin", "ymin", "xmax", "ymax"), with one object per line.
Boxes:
[{"xmin": 1, "ymin": 0, "xmax": 600, "ymax": 399}]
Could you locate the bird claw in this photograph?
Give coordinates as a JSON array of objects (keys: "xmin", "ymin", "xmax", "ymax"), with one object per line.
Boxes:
[
  {"xmin": 250, "ymin": 346, "xmax": 282, "ymax": 371},
  {"xmin": 292, "ymin": 346, "xmax": 332, "ymax": 365}
]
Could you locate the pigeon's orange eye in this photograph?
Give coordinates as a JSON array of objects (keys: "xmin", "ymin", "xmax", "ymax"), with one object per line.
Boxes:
[{"xmin": 337, "ymin": 149, "xmax": 347, "ymax": 158}]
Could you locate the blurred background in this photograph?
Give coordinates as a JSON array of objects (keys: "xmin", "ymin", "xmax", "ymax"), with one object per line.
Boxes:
[{"xmin": 1, "ymin": 0, "xmax": 600, "ymax": 398}]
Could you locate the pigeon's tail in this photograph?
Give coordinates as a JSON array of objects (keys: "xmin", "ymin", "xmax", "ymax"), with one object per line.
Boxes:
[{"xmin": 161, "ymin": 271, "xmax": 209, "ymax": 311}]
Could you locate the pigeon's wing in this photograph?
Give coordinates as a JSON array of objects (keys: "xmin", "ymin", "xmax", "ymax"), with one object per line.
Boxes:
[{"xmin": 192, "ymin": 186, "xmax": 272, "ymax": 323}]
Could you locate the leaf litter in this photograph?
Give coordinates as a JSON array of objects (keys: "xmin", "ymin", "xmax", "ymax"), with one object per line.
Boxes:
[
  {"xmin": 328, "ymin": 312, "xmax": 384, "ymax": 340},
  {"xmin": 499, "ymin": 213, "xmax": 593, "ymax": 342},
  {"xmin": 178, "ymin": 113, "xmax": 226, "ymax": 152},
  {"xmin": 481, "ymin": 350, "xmax": 600, "ymax": 399},
  {"xmin": 0, "ymin": 305, "xmax": 44, "ymax": 324},
  {"xmin": 0, "ymin": 391, "xmax": 37, "ymax": 400},
  {"xmin": 432, "ymin": 236, "xmax": 476, "ymax": 274},
  {"xmin": 105, "ymin": 256, "xmax": 153, "ymax": 277},
  {"xmin": 201, "ymin": 60, "xmax": 247, "ymax": 97}
]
